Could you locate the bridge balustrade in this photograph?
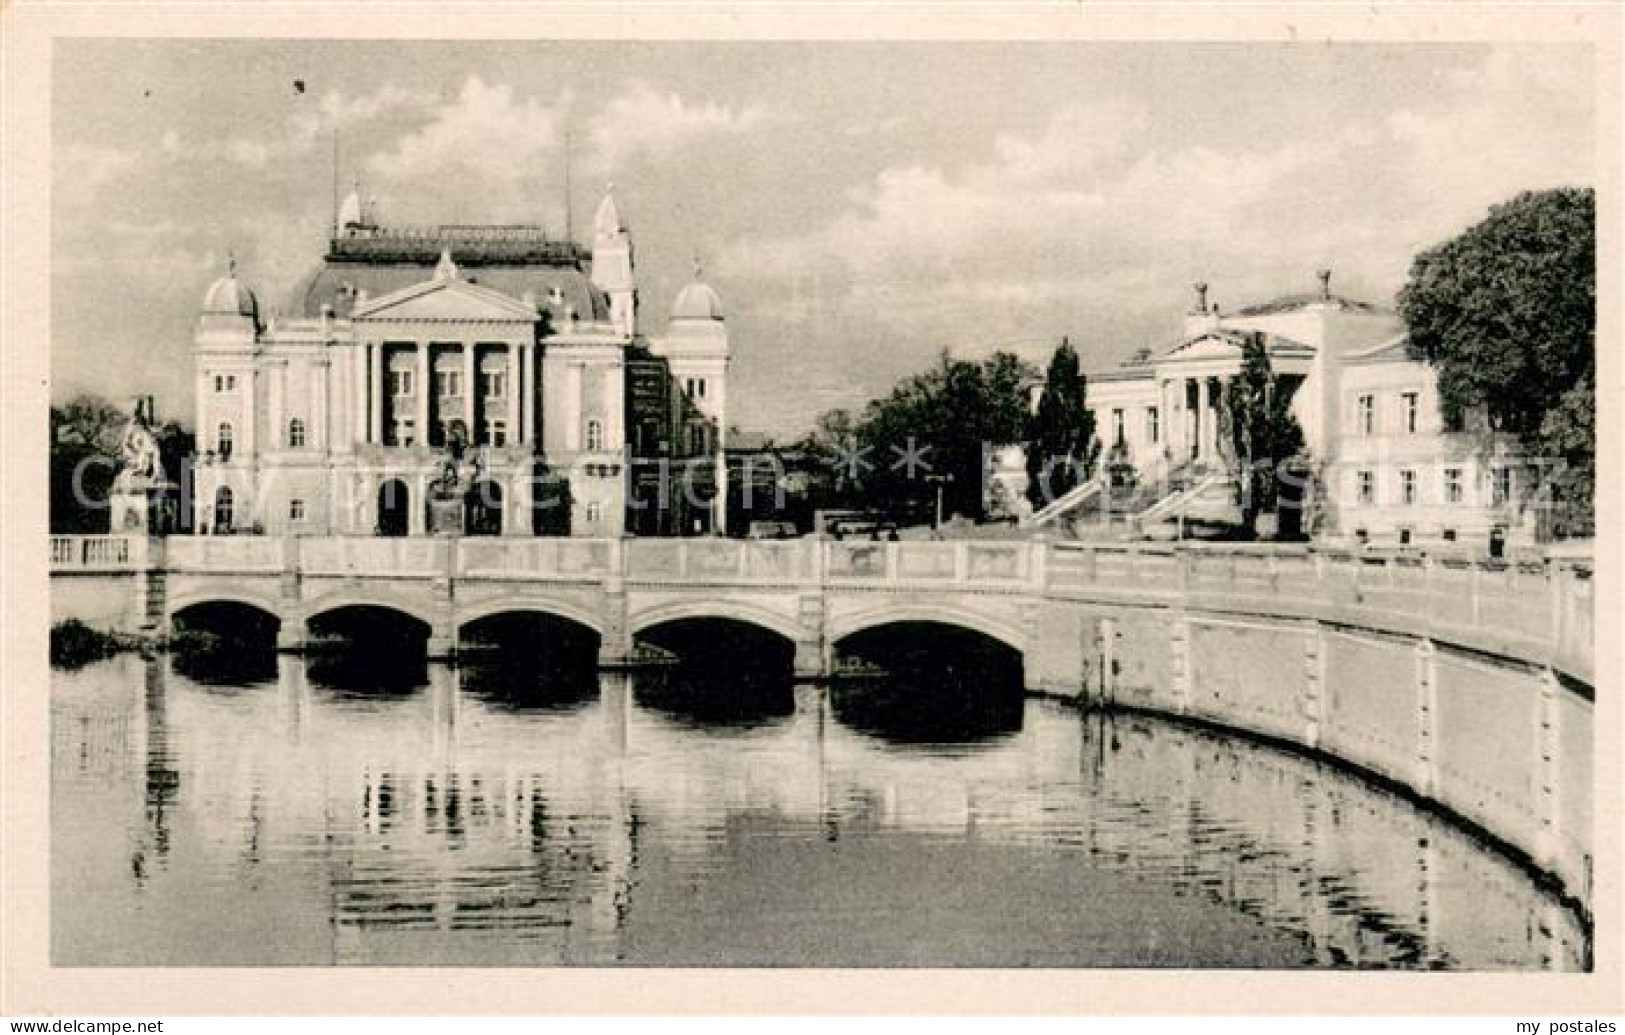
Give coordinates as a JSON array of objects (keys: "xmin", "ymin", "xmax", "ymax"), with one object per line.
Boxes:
[
  {"xmin": 456, "ymin": 538, "xmax": 609, "ymax": 578},
  {"xmin": 301, "ymin": 536, "xmax": 443, "ymax": 576},
  {"xmin": 166, "ymin": 535, "xmax": 282, "ymax": 572},
  {"xmin": 49, "ymin": 535, "xmax": 139, "ymax": 569}
]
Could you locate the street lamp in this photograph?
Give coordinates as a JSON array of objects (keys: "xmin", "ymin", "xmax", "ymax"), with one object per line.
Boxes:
[{"xmin": 925, "ymin": 472, "xmax": 955, "ymax": 532}]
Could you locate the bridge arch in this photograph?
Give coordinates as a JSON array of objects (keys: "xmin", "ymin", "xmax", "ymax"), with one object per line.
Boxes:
[
  {"xmin": 299, "ymin": 591, "xmax": 439, "ymax": 633},
  {"xmin": 828, "ymin": 604, "xmax": 1031, "ymax": 657},
  {"xmin": 456, "ymin": 597, "xmax": 605, "ymax": 637},
  {"xmin": 166, "ymin": 589, "xmax": 286, "ymax": 626},
  {"xmin": 629, "ymin": 600, "xmax": 805, "ymax": 646}
]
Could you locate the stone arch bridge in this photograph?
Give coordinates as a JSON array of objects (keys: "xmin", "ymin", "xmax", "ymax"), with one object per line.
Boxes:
[{"xmin": 51, "ymin": 532, "xmax": 1596, "ymax": 908}]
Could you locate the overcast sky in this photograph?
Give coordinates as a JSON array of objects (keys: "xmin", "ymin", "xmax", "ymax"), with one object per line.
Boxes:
[{"xmin": 52, "ymin": 39, "xmax": 1594, "ymax": 437}]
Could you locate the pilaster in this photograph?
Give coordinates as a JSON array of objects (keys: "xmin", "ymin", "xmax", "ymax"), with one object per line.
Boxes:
[
  {"xmin": 1302, "ymin": 618, "xmax": 1325, "ymax": 750},
  {"xmin": 1536, "ymin": 664, "xmax": 1561, "ymax": 874},
  {"xmin": 794, "ymin": 592, "xmax": 827, "ymax": 681},
  {"xmin": 1415, "ymin": 638, "xmax": 1438, "ymax": 796}
]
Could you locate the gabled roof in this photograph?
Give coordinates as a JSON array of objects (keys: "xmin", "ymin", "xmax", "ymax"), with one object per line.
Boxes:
[
  {"xmin": 1227, "ymin": 293, "xmax": 1388, "ymax": 318},
  {"xmin": 351, "ymin": 274, "xmax": 539, "ymax": 323}
]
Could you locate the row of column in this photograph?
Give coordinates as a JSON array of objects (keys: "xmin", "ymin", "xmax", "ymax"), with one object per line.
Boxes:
[
  {"xmin": 352, "ymin": 341, "xmax": 537, "ymax": 446},
  {"xmin": 1162, "ymin": 375, "xmax": 1223, "ymax": 464}
]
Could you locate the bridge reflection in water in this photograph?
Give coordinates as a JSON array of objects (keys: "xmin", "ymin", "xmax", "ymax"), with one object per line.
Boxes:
[{"xmin": 51, "ymin": 647, "xmax": 1588, "ymax": 969}]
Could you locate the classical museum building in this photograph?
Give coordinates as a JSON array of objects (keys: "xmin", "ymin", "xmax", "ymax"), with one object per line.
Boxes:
[
  {"xmin": 1081, "ymin": 272, "xmax": 1536, "ymax": 553},
  {"xmin": 192, "ymin": 184, "xmax": 729, "ymax": 539}
]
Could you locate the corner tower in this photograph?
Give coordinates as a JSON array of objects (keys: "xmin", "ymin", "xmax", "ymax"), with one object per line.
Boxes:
[{"xmin": 590, "ymin": 185, "xmax": 636, "ymax": 337}]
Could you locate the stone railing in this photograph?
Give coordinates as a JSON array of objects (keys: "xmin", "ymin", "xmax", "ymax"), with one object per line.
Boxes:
[
  {"xmin": 49, "ymin": 535, "xmax": 144, "ymax": 570},
  {"xmin": 1045, "ymin": 541, "xmax": 1594, "ymax": 685},
  {"xmin": 165, "ymin": 535, "xmax": 285, "ymax": 573}
]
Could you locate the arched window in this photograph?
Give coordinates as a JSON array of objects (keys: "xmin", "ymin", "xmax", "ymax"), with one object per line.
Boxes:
[
  {"xmin": 213, "ymin": 486, "xmax": 235, "ymax": 533},
  {"xmin": 217, "ymin": 422, "xmax": 234, "ymax": 461},
  {"xmin": 585, "ymin": 418, "xmax": 604, "ymax": 452},
  {"xmin": 288, "ymin": 418, "xmax": 306, "ymax": 448}
]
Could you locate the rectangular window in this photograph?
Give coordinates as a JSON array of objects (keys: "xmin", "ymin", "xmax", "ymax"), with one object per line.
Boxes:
[
  {"xmin": 1402, "ymin": 392, "xmax": 1420, "ymax": 435},
  {"xmin": 213, "ymin": 374, "xmax": 224, "ymax": 392},
  {"xmin": 697, "ymin": 379, "xmax": 707, "ymax": 399},
  {"xmin": 289, "ymin": 499, "xmax": 305, "ymax": 522},
  {"xmin": 1444, "ymin": 467, "xmax": 1464, "ymax": 504},
  {"xmin": 1398, "ymin": 527, "xmax": 1412, "ymax": 546},
  {"xmin": 585, "ymin": 502, "xmax": 602, "ymax": 523},
  {"xmin": 1356, "ymin": 469, "xmax": 1374, "ymax": 505},
  {"xmin": 389, "ymin": 370, "xmax": 413, "ymax": 397},
  {"xmin": 1493, "ymin": 466, "xmax": 1513, "ymax": 506},
  {"xmin": 396, "ymin": 417, "xmax": 415, "ymax": 447},
  {"xmin": 1442, "ymin": 528, "xmax": 1458, "ymax": 542},
  {"xmin": 487, "ymin": 419, "xmax": 508, "ymax": 447},
  {"xmin": 1401, "ymin": 469, "xmax": 1417, "ymax": 505},
  {"xmin": 1356, "ymin": 394, "xmax": 1375, "ymax": 436},
  {"xmin": 480, "ymin": 370, "xmax": 506, "ymax": 399},
  {"xmin": 1111, "ymin": 408, "xmax": 1125, "ymax": 446},
  {"xmin": 435, "ymin": 370, "xmax": 463, "ymax": 398},
  {"xmin": 1146, "ymin": 406, "xmax": 1160, "ymax": 445}
]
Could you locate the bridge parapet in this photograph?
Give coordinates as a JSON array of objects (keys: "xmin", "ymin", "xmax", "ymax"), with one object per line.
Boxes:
[
  {"xmin": 456, "ymin": 537, "xmax": 611, "ymax": 579},
  {"xmin": 167, "ymin": 535, "xmax": 284, "ymax": 573},
  {"xmin": 1045, "ymin": 541, "xmax": 1593, "ymax": 685},
  {"xmin": 50, "ymin": 534, "xmax": 145, "ymax": 570},
  {"xmin": 625, "ymin": 537, "xmax": 813, "ymax": 583},
  {"xmin": 824, "ymin": 539, "xmax": 1034, "ymax": 587}
]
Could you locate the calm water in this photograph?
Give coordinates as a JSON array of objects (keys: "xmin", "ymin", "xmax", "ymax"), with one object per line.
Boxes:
[{"xmin": 51, "ymin": 651, "xmax": 1589, "ymax": 969}]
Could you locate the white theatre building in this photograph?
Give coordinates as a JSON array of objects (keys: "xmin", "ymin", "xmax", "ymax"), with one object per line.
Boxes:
[
  {"xmin": 191, "ymin": 183, "xmax": 730, "ymax": 539},
  {"xmin": 1078, "ymin": 272, "xmax": 1537, "ymax": 552}
]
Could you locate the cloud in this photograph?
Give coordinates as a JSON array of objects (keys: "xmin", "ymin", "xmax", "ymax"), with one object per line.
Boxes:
[
  {"xmin": 290, "ymin": 82, "xmax": 441, "ymax": 148},
  {"xmin": 55, "ymin": 142, "xmax": 139, "ymax": 212},
  {"xmin": 718, "ymin": 51, "xmax": 1594, "ymax": 362},
  {"xmin": 362, "ymin": 76, "xmax": 570, "ymax": 224},
  {"xmin": 588, "ymin": 80, "xmax": 770, "ymax": 171}
]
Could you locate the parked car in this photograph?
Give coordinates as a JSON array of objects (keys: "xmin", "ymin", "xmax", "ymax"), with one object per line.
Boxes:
[{"xmin": 746, "ymin": 520, "xmax": 799, "ymax": 540}]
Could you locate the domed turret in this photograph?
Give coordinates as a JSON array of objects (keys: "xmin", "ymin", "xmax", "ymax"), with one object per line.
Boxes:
[
  {"xmin": 670, "ymin": 258, "xmax": 724, "ymax": 322},
  {"xmin": 201, "ymin": 256, "xmax": 259, "ymax": 322}
]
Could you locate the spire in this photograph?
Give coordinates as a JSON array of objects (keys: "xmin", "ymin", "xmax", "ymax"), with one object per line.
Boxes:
[
  {"xmin": 594, "ymin": 182, "xmax": 622, "ymax": 240},
  {"xmin": 435, "ymin": 249, "xmax": 458, "ymax": 281},
  {"xmin": 337, "ymin": 173, "xmax": 364, "ymax": 230},
  {"xmin": 563, "ymin": 127, "xmax": 574, "ymax": 243}
]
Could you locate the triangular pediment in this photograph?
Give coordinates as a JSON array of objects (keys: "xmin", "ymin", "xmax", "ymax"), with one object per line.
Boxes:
[
  {"xmin": 352, "ymin": 277, "xmax": 538, "ymax": 322},
  {"xmin": 1162, "ymin": 330, "xmax": 1246, "ymax": 362},
  {"xmin": 1161, "ymin": 329, "xmax": 1315, "ymax": 363}
]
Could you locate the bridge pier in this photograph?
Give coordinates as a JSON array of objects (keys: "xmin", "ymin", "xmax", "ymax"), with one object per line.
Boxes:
[
  {"xmin": 426, "ymin": 619, "xmax": 458, "ymax": 661},
  {"xmin": 793, "ymin": 638, "xmax": 827, "ymax": 681},
  {"xmin": 275, "ymin": 623, "xmax": 308, "ymax": 653}
]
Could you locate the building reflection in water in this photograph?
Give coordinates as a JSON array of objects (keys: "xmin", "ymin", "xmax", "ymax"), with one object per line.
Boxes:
[{"xmin": 49, "ymin": 651, "xmax": 1590, "ymax": 969}]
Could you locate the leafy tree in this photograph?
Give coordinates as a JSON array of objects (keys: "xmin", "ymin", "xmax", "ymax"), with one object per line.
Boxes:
[
  {"xmin": 809, "ymin": 351, "xmax": 1035, "ymax": 523},
  {"xmin": 1535, "ymin": 372, "xmax": 1595, "ymax": 539},
  {"xmin": 1398, "ymin": 188, "xmax": 1594, "ymax": 532},
  {"xmin": 1024, "ymin": 338, "xmax": 1099, "ymax": 509},
  {"xmin": 54, "ymin": 394, "xmax": 126, "ymax": 453},
  {"xmin": 1223, "ymin": 332, "xmax": 1306, "ymax": 535}
]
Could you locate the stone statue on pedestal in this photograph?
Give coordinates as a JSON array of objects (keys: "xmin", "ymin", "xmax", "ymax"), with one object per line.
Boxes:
[
  {"xmin": 426, "ymin": 419, "xmax": 481, "ymax": 535},
  {"xmin": 110, "ymin": 396, "xmax": 175, "ymax": 534}
]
